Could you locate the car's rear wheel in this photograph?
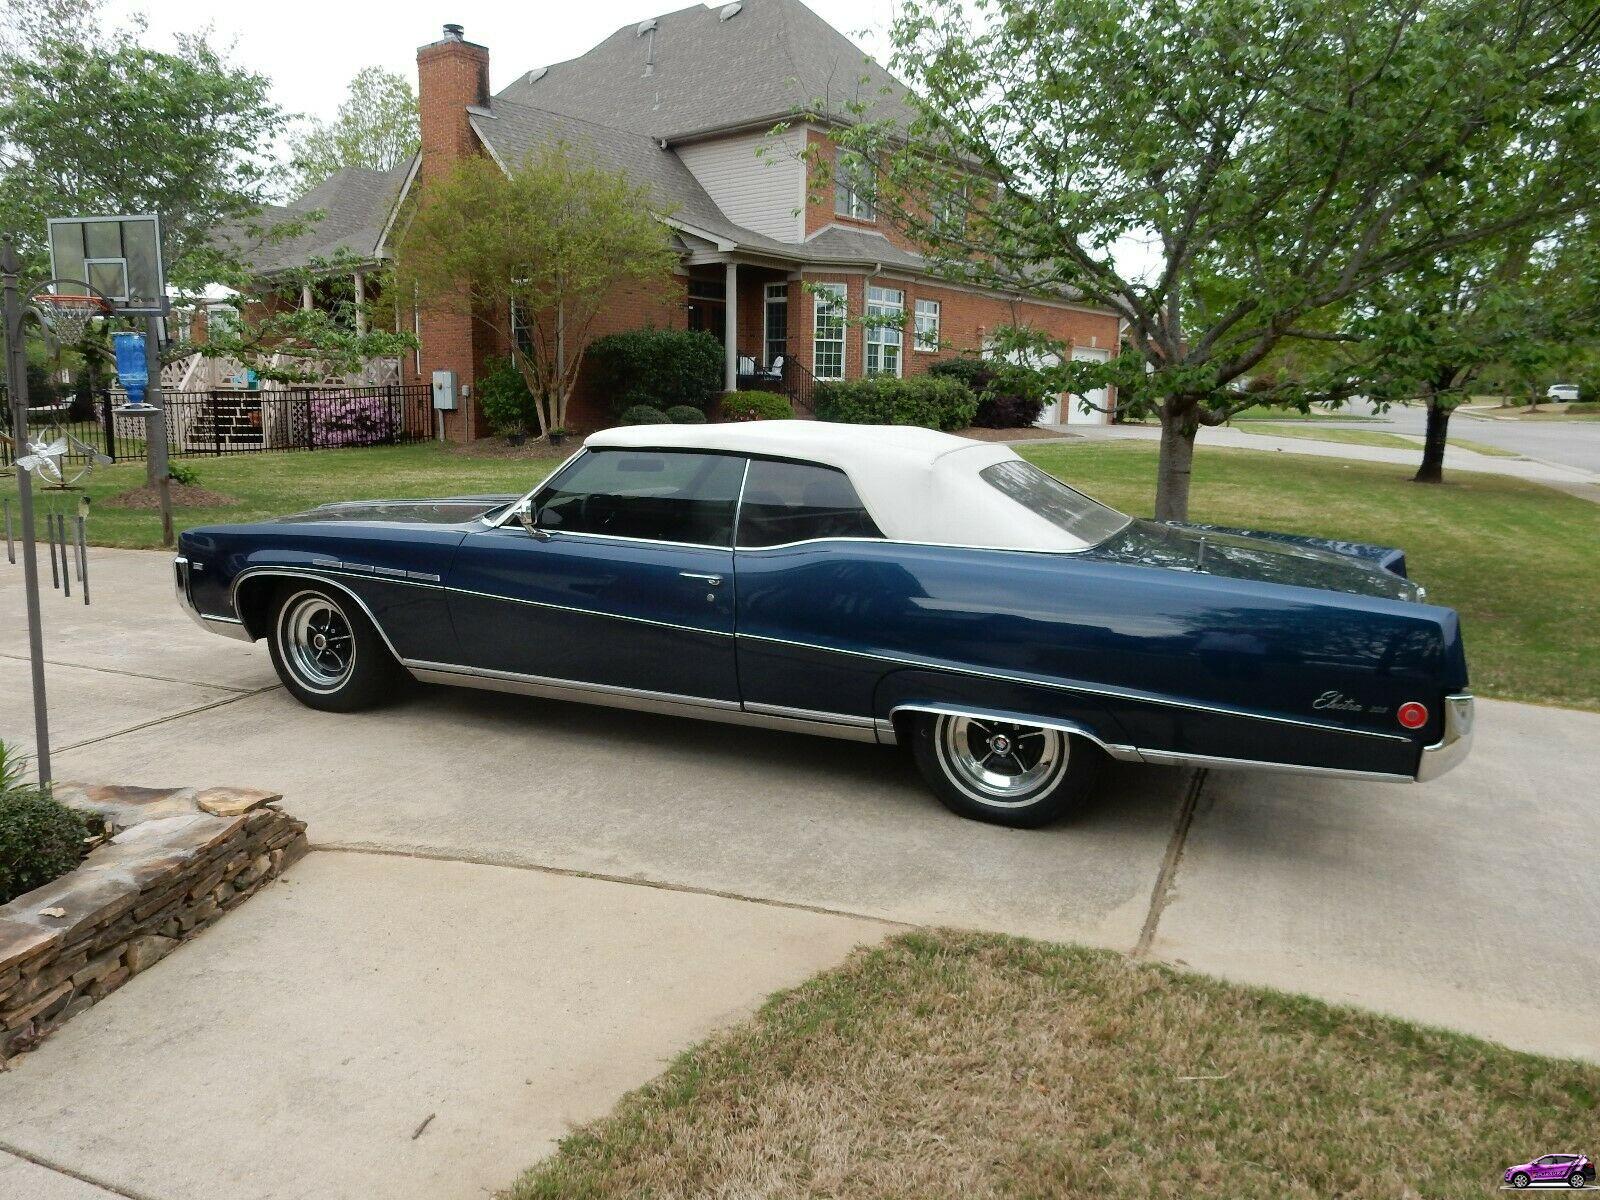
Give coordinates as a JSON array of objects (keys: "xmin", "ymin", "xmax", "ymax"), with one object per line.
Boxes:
[
  {"xmin": 909, "ymin": 712, "xmax": 1100, "ymax": 828},
  {"xmin": 1570, "ymin": 1172, "xmax": 1586, "ymax": 1189},
  {"xmin": 268, "ymin": 585, "xmax": 398, "ymax": 712}
]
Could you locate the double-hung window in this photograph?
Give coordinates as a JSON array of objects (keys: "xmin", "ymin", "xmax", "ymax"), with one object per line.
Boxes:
[
  {"xmin": 913, "ymin": 299, "xmax": 940, "ymax": 352},
  {"xmin": 864, "ymin": 286, "xmax": 904, "ymax": 377},
  {"xmin": 812, "ymin": 283, "xmax": 846, "ymax": 380},
  {"xmin": 834, "ymin": 151, "xmax": 876, "ymax": 221}
]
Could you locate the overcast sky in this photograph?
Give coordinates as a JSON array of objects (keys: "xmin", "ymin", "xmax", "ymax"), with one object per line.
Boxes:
[{"xmin": 104, "ymin": 0, "xmax": 898, "ymax": 128}]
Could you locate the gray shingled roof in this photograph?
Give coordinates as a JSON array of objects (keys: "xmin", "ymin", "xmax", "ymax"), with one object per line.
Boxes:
[
  {"xmin": 494, "ymin": 0, "xmax": 918, "ymax": 141},
  {"xmin": 228, "ymin": 162, "xmax": 411, "ymax": 276}
]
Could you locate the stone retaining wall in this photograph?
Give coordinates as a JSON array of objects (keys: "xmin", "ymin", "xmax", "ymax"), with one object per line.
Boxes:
[{"xmin": 0, "ymin": 783, "xmax": 306, "ymax": 1064}]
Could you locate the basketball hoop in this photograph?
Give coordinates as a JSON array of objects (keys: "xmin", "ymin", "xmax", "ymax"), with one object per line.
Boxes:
[{"xmin": 30, "ymin": 291, "xmax": 111, "ymax": 351}]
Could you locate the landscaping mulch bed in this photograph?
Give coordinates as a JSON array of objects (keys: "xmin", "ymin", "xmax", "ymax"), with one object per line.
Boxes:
[
  {"xmin": 445, "ymin": 438, "xmax": 574, "ymax": 461},
  {"xmin": 957, "ymin": 426, "xmax": 1080, "ymax": 442},
  {"xmin": 102, "ymin": 482, "xmax": 239, "ymax": 509}
]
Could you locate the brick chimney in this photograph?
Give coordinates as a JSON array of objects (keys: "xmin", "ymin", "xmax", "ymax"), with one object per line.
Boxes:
[{"xmin": 414, "ymin": 23, "xmax": 493, "ymax": 441}]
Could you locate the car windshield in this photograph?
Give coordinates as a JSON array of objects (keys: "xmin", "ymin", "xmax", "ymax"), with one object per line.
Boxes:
[{"xmin": 979, "ymin": 459, "xmax": 1131, "ymax": 548}]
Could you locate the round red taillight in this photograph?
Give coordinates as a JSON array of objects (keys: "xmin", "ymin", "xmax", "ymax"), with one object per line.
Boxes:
[{"xmin": 1397, "ymin": 702, "xmax": 1429, "ymax": 729}]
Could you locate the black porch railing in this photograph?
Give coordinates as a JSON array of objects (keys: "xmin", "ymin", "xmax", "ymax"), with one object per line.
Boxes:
[
  {"xmin": 735, "ymin": 354, "xmax": 817, "ymax": 417},
  {"xmin": 2, "ymin": 384, "xmax": 433, "ymax": 467}
]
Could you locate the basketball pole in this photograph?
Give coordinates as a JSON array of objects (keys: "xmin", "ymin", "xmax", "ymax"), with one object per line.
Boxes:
[
  {"xmin": 142, "ymin": 312, "xmax": 173, "ymax": 546},
  {"xmin": 1, "ymin": 235, "xmax": 53, "ymax": 786}
]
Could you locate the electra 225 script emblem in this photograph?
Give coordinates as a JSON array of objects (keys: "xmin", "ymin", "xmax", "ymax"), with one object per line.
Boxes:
[{"xmin": 1314, "ymin": 690, "xmax": 1431, "ymax": 730}]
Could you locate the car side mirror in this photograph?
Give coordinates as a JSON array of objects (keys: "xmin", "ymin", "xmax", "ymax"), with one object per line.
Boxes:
[{"xmin": 514, "ymin": 502, "xmax": 551, "ymax": 540}]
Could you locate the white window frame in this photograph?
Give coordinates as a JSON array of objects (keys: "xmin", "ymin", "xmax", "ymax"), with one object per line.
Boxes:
[
  {"xmin": 864, "ymin": 285, "xmax": 904, "ymax": 377},
  {"xmin": 834, "ymin": 151, "xmax": 876, "ymax": 222},
  {"xmin": 763, "ymin": 281, "xmax": 788, "ymax": 370},
  {"xmin": 812, "ymin": 283, "xmax": 847, "ymax": 381},
  {"xmin": 913, "ymin": 298, "xmax": 941, "ymax": 353}
]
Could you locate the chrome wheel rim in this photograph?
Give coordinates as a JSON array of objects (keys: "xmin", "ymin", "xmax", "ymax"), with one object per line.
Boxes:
[
  {"xmin": 280, "ymin": 592, "xmax": 355, "ymax": 693},
  {"xmin": 935, "ymin": 715, "xmax": 1068, "ymax": 807}
]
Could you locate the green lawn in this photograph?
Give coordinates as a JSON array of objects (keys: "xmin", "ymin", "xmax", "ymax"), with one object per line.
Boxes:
[
  {"xmin": 9, "ymin": 438, "xmax": 1594, "ymax": 710},
  {"xmin": 3, "ymin": 442, "xmax": 567, "ymax": 550},
  {"xmin": 1244, "ymin": 421, "xmax": 1523, "ymax": 457},
  {"xmin": 504, "ymin": 930, "xmax": 1600, "ymax": 1200}
]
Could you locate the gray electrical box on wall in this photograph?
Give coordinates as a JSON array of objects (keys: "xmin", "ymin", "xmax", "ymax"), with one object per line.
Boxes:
[{"xmin": 431, "ymin": 370, "xmax": 458, "ymax": 410}]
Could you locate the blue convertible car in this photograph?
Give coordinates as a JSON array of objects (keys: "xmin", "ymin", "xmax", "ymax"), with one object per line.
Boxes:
[{"xmin": 175, "ymin": 422, "xmax": 1473, "ymax": 827}]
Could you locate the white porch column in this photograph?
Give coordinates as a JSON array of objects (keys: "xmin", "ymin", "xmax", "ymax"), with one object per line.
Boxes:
[
  {"xmin": 353, "ymin": 270, "xmax": 367, "ymax": 335},
  {"xmin": 723, "ymin": 261, "xmax": 738, "ymax": 393},
  {"xmin": 300, "ymin": 282, "xmax": 313, "ymax": 312}
]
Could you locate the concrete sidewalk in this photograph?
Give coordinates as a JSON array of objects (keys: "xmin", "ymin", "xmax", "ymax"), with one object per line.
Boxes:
[
  {"xmin": 3, "ymin": 548, "xmax": 1599, "ymax": 1197},
  {"xmin": 0, "ymin": 852, "xmax": 890, "ymax": 1200},
  {"xmin": 1057, "ymin": 420, "xmax": 1600, "ymax": 491}
]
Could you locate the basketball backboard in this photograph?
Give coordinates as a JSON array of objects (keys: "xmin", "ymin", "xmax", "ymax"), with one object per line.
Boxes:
[{"xmin": 46, "ymin": 214, "xmax": 165, "ymax": 313}]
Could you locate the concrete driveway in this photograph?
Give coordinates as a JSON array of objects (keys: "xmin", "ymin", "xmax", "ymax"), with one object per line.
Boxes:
[{"xmin": 3, "ymin": 548, "xmax": 1599, "ymax": 1197}]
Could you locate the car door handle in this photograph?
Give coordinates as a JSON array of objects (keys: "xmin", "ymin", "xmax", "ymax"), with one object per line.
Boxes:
[{"xmin": 679, "ymin": 572, "xmax": 724, "ymax": 587}]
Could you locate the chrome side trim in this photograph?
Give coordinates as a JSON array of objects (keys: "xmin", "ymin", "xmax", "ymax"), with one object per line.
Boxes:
[
  {"xmin": 229, "ymin": 568, "xmax": 408, "ymax": 661},
  {"xmin": 740, "ymin": 631, "xmax": 1413, "ymax": 745},
  {"xmin": 885, "ymin": 703, "xmax": 1143, "ymax": 762},
  {"xmin": 404, "ymin": 661, "xmax": 879, "ymax": 743},
  {"xmin": 1415, "ymin": 693, "xmax": 1474, "ymax": 782},
  {"xmin": 1134, "ymin": 749, "xmax": 1410, "ymax": 782},
  {"xmin": 445, "ymin": 581, "xmax": 733, "ymax": 638}
]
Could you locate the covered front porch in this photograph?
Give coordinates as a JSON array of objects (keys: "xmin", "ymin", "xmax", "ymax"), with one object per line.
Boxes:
[{"xmin": 682, "ymin": 252, "xmax": 817, "ymax": 415}]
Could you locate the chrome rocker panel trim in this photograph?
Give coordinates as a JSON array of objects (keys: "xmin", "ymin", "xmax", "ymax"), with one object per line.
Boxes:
[
  {"xmin": 1415, "ymin": 693, "xmax": 1474, "ymax": 782},
  {"xmin": 404, "ymin": 661, "xmax": 882, "ymax": 744}
]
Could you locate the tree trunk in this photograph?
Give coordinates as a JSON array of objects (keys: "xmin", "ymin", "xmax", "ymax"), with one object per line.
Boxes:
[
  {"xmin": 1154, "ymin": 404, "xmax": 1199, "ymax": 521},
  {"xmin": 1413, "ymin": 399, "xmax": 1450, "ymax": 483}
]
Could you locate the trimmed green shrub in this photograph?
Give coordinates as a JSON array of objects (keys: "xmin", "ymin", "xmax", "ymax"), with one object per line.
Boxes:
[
  {"xmin": 586, "ymin": 329, "xmax": 723, "ymax": 416},
  {"xmin": 620, "ymin": 404, "xmax": 670, "ymax": 425},
  {"xmin": 0, "ymin": 741, "xmax": 89, "ymax": 905},
  {"xmin": 168, "ymin": 461, "xmax": 201, "ymax": 488},
  {"xmin": 1576, "ymin": 379, "xmax": 1600, "ymax": 404},
  {"xmin": 719, "ymin": 391, "xmax": 793, "ymax": 421},
  {"xmin": 478, "ymin": 356, "xmax": 537, "ymax": 436},
  {"xmin": 929, "ymin": 357, "xmax": 1051, "ymax": 428},
  {"xmin": 814, "ymin": 375, "xmax": 977, "ymax": 431},
  {"xmin": 666, "ymin": 405, "xmax": 707, "ymax": 424}
]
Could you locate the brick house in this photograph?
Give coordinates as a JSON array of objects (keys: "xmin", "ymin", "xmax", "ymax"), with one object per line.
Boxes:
[{"xmin": 260, "ymin": 0, "xmax": 1122, "ymax": 437}]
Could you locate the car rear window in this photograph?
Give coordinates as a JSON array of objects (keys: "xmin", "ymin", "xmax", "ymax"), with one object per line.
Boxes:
[{"xmin": 979, "ymin": 459, "xmax": 1130, "ymax": 547}]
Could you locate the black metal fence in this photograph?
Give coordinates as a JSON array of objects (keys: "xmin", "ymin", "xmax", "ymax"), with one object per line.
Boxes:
[{"xmin": 2, "ymin": 384, "xmax": 433, "ymax": 467}]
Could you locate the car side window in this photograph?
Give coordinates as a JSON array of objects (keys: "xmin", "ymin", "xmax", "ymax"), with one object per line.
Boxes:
[
  {"xmin": 535, "ymin": 450, "xmax": 746, "ymax": 546},
  {"xmin": 737, "ymin": 458, "xmax": 884, "ymax": 548}
]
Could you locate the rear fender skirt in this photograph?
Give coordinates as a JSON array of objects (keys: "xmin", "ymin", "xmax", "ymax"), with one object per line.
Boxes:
[
  {"xmin": 881, "ymin": 701, "xmax": 1142, "ymax": 761},
  {"xmin": 872, "ymin": 668, "xmax": 1135, "ymax": 753}
]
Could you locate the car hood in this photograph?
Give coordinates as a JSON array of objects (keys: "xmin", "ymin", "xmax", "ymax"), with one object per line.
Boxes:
[
  {"xmin": 1084, "ymin": 519, "xmax": 1421, "ymax": 601},
  {"xmin": 271, "ymin": 496, "xmax": 518, "ymax": 527}
]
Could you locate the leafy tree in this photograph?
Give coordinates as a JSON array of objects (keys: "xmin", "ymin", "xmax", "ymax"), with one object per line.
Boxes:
[
  {"xmin": 288, "ymin": 67, "xmax": 420, "ymax": 191},
  {"xmin": 0, "ymin": 0, "xmax": 286, "ymax": 295},
  {"xmin": 825, "ymin": 0, "xmax": 1600, "ymax": 518},
  {"xmin": 395, "ymin": 144, "xmax": 680, "ymax": 438},
  {"xmin": 1329, "ymin": 231, "xmax": 1600, "ymax": 482}
]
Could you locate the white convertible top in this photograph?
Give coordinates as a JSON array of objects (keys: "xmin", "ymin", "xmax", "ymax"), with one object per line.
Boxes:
[{"xmin": 586, "ymin": 421, "xmax": 1110, "ymax": 551}]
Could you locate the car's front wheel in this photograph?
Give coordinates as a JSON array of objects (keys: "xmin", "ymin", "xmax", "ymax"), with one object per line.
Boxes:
[
  {"xmin": 1511, "ymin": 1173, "xmax": 1530, "ymax": 1189},
  {"xmin": 268, "ymin": 585, "xmax": 398, "ymax": 712},
  {"xmin": 909, "ymin": 712, "xmax": 1100, "ymax": 828}
]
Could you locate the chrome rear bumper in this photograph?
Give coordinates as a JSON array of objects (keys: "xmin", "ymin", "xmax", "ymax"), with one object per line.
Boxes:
[
  {"xmin": 174, "ymin": 556, "xmax": 253, "ymax": 641},
  {"xmin": 1416, "ymin": 693, "xmax": 1474, "ymax": 781}
]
